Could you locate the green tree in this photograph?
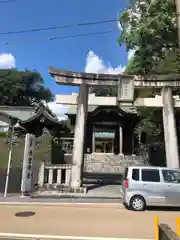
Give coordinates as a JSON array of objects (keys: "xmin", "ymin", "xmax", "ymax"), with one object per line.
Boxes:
[
  {"xmin": 119, "ymin": 0, "xmax": 178, "ymax": 75},
  {"xmin": 0, "ymin": 69, "xmax": 53, "ymax": 106}
]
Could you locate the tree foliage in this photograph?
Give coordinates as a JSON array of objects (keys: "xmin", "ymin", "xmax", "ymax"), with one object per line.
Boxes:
[
  {"xmin": 0, "ymin": 69, "xmax": 53, "ymax": 106},
  {"xmin": 119, "ymin": 0, "xmax": 179, "ymax": 75}
]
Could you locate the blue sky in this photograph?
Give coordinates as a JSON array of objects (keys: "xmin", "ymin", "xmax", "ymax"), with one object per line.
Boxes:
[{"xmin": 0, "ymin": 0, "xmax": 130, "ymax": 118}]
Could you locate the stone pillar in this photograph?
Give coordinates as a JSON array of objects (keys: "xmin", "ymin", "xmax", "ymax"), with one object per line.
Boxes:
[
  {"xmin": 21, "ymin": 133, "xmax": 36, "ymax": 196},
  {"xmin": 92, "ymin": 126, "xmax": 95, "ymax": 153},
  {"xmin": 132, "ymin": 134, "xmax": 135, "ymax": 154},
  {"xmin": 119, "ymin": 125, "xmax": 123, "ymax": 154},
  {"xmin": 162, "ymin": 87, "xmax": 179, "ymax": 168},
  {"xmin": 71, "ymin": 83, "xmax": 88, "ymax": 188}
]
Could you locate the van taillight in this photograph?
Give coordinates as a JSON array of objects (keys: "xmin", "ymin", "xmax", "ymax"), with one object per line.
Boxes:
[{"xmin": 125, "ymin": 179, "xmax": 129, "ymax": 188}]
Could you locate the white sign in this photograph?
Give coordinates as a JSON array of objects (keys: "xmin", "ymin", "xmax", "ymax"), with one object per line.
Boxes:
[
  {"xmin": 118, "ymin": 79, "xmax": 134, "ymax": 102},
  {"xmin": 21, "ymin": 133, "xmax": 36, "ymax": 195}
]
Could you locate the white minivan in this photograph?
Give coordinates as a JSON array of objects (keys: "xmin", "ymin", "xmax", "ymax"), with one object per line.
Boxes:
[{"xmin": 122, "ymin": 166, "xmax": 180, "ymax": 211}]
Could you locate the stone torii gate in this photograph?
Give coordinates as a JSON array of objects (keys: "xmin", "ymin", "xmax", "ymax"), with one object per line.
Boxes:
[{"xmin": 49, "ymin": 67, "xmax": 180, "ymax": 189}]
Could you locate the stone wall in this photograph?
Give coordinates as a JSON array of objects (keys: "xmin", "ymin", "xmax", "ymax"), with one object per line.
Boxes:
[
  {"xmin": 64, "ymin": 153, "xmax": 146, "ymax": 173},
  {"xmin": 159, "ymin": 224, "xmax": 179, "ymax": 240}
]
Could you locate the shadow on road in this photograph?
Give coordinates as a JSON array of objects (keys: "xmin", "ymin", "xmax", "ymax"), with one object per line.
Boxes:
[
  {"xmin": 147, "ymin": 206, "xmax": 180, "ymax": 212},
  {"xmin": 83, "ymin": 172, "xmax": 122, "ymax": 191}
]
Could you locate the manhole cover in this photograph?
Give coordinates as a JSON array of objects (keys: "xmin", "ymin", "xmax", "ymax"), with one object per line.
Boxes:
[{"xmin": 15, "ymin": 211, "xmax": 35, "ymax": 217}]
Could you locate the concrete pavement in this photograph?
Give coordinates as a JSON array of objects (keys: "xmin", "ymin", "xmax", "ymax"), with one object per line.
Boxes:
[
  {"xmin": 0, "ymin": 204, "xmax": 179, "ymax": 239},
  {"xmin": 0, "ymin": 196, "xmax": 122, "ymax": 204},
  {"xmin": 33, "ymin": 184, "xmax": 122, "ymax": 199}
]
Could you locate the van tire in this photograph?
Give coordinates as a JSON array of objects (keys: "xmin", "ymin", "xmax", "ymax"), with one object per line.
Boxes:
[{"xmin": 130, "ymin": 195, "xmax": 146, "ymax": 211}]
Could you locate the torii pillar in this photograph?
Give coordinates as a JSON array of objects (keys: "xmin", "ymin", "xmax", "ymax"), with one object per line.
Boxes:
[
  {"xmin": 162, "ymin": 86, "xmax": 180, "ymax": 168},
  {"xmin": 48, "ymin": 68, "xmax": 92, "ymax": 189},
  {"xmin": 71, "ymin": 83, "xmax": 88, "ymax": 188}
]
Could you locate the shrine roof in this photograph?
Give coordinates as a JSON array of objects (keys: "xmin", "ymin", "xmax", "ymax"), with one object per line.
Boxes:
[
  {"xmin": 66, "ymin": 105, "xmax": 137, "ymax": 115},
  {"xmin": 20, "ymin": 107, "xmax": 61, "ymax": 125},
  {"xmin": 0, "ymin": 106, "xmax": 35, "ymax": 123}
]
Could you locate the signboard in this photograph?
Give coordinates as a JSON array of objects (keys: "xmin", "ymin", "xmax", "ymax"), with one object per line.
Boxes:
[
  {"xmin": 93, "ymin": 121, "xmax": 118, "ymax": 125},
  {"xmin": 117, "ymin": 79, "xmax": 134, "ymax": 102},
  {"xmin": 94, "ymin": 132, "xmax": 115, "ymax": 138},
  {"xmin": 21, "ymin": 133, "xmax": 36, "ymax": 194}
]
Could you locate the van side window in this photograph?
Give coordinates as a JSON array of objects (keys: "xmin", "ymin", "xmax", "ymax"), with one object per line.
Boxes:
[
  {"xmin": 162, "ymin": 170, "xmax": 180, "ymax": 183},
  {"xmin": 142, "ymin": 169, "xmax": 160, "ymax": 182},
  {"xmin": 132, "ymin": 169, "xmax": 139, "ymax": 181}
]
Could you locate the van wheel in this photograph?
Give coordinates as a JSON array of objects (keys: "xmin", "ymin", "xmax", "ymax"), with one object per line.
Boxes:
[{"xmin": 130, "ymin": 195, "xmax": 146, "ymax": 211}]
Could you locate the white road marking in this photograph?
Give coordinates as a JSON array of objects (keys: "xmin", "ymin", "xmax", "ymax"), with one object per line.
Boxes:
[
  {"xmin": 0, "ymin": 201, "xmax": 124, "ymax": 207},
  {"xmin": 0, "ymin": 232, "xmax": 152, "ymax": 240}
]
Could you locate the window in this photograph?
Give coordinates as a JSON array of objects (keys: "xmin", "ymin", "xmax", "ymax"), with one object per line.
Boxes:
[
  {"xmin": 142, "ymin": 169, "xmax": 160, "ymax": 182},
  {"xmin": 95, "ymin": 139, "xmax": 114, "ymax": 153},
  {"xmin": 132, "ymin": 169, "xmax": 139, "ymax": 181},
  {"xmin": 123, "ymin": 167, "xmax": 128, "ymax": 180},
  {"xmin": 162, "ymin": 170, "xmax": 180, "ymax": 183},
  {"xmin": 60, "ymin": 139, "xmax": 73, "ymax": 154},
  {"xmin": 93, "ymin": 128, "xmax": 115, "ymax": 153}
]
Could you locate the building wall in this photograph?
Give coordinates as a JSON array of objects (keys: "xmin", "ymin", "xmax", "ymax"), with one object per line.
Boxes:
[{"xmin": 63, "ymin": 153, "xmax": 145, "ymax": 173}]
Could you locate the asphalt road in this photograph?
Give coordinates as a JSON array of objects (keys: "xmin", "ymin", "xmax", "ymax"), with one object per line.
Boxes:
[{"xmin": 0, "ymin": 204, "xmax": 179, "ymax": 239}]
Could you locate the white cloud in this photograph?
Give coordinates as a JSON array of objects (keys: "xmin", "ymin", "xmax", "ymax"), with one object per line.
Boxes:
[
  {"xmin": 47, "ymin": 101, "xmax": 67, "ymax": 121},
  {"xmin": 0, "ymin": 53, "xmax": 16, "ymax": 69},
  {"xmin": 117, "ymin": 13, "xmax": 122, "ymax": 31},
  {"xmin": 85, "ymin": 51, "xmax": 125, "ymax": 74},
  {"xmin": 128, "ymin": 49, "xmax": 135, "ymax": 60}
]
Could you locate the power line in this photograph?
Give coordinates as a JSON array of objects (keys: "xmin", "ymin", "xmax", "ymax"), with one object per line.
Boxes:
[
  {"xmin": 0, "ymin": 30, "xmax": 116, "ymax": 45},
  {"xmin": 0, "ymin": 19, "xmax": 119, "ymax": 36},
  {"xmin": 0, "ymin": 0, "xmax": 118, "ymax": 3},
  {"xmin": 0, "ymin": 0, "xmax": 16, "ymax": 3}
]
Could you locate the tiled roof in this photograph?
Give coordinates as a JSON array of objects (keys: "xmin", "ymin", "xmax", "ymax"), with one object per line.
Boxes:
[
  {"xmin": 0, "ymin": 106, "xmax": 35, "ymax": 121},
  {"xmin": 66, "ymin": 105, "xmax": 137, "ymax": 115}
]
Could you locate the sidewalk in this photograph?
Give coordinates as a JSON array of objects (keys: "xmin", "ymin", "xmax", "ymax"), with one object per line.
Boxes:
[{"xmin": 0, "ymin": 195, "xmax": 123, "ymax": 206}]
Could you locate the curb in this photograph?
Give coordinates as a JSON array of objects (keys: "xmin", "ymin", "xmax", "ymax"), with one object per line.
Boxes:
[
  {"xmin": 31, "ymin": 195, "xmax": 122, "ymax": 199},
  {"xmin": 0, "ymin": 201, "xmax": 124, "ymax": 207},
  {"xmin": 0, "ymin": 232, "xmax": 152, "ymax": 240}
]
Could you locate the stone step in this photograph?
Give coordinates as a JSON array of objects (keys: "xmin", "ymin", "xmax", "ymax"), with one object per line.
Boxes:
[
  {"xmin": 85, "ymin": 159, "xmax": 145, "ymax": 164},
  {"xmin": 83, "ymin": 154, "xmax": 147, "ymax": 174},
  {"xmin": 84, "ymin": 161, "xmax": 147, "ymax": 173}
]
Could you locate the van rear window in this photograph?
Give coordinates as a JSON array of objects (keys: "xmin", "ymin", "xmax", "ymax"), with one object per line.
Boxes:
[{"xmin": 123, "ymin": 167, "xmax": 128, "ymax": 180}]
